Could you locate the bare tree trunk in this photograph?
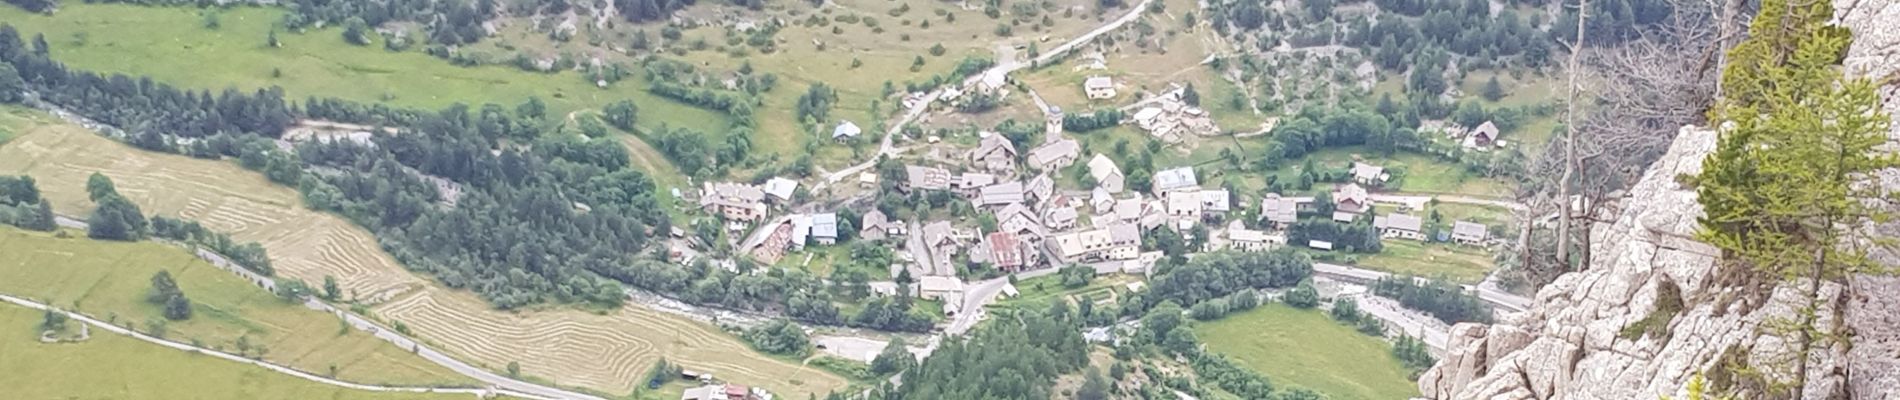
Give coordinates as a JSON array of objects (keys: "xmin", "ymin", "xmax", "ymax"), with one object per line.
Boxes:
[
  {"xmin": 1557, "ymin": 0, "xmax": 1590, "ymax": 270},
  {"xmin": 1713, "ymin": 0, "xmax": 1741, "ymax": 98}
]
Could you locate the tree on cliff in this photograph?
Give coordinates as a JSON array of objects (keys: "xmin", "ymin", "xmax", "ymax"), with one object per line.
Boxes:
[{"xmin": 1695, "ymin": 0, "xmax": 1897, "ymax": 394}]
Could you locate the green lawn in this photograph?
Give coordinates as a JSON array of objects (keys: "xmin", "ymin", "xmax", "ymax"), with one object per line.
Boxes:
[
  {"xmin": 991, "ymin": 273, "xmax": 1136, "ymax": 311},
  {"xmin": 0, "ymin": 226, "xmax": 475, "ymax": 387},
  {"xmin": 1288, "ymin": 147, "xmax": 1512, "ymax": 198},
  {"xmin": 1355, "ymin": 239, "xmax": 1492, "ymax": 284},
  {"xmin": 0, "ymin": 305, "xmax": 478, "ymax": 400},
  {"xmin": 0, "ymin": 3, "xmax": 728, "ymax": 142},
  {"xmin": 1195, "ymin": 304, "xmax": 1419, "ymax": 400}
]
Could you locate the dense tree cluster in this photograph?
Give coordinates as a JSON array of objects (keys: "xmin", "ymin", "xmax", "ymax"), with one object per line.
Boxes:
[
  {"xmin": 0, "ymin": 175, "xmax": 55, "ymax": 231},
  {"xmin": 1061, "ymin": 109, "xmax": 1125, "ymax": 132},
  {"xmin": 1392, "ymin": 335, "xmax": 1436, "ymax": 378},
  {"xmin": 742, "ymin": 319, "xmax": 812, "ymax": 357},
  {"xmin": 1285, "ymin": 219, "xmax": 1383, "ymax": 254},
  {"xmin": 150, "ymin": 216, "xmax": 274, "ymax": 276},
  {"xmin": 865, "ymin": 307, "xmax": 1088, "ymax": 400},
  {"xmin": 1326, "ymin": 297, "xmax": 1387, "ymax": 336},
  {"xmin": 869, "ymin": 338, "xmax": 917, "ymax": 376},
  {"xmin": 1370, "ymin": 276, "xmax": 1493, "ymax": 324},
  {"xmin": 148, "ymin": 270, "xmax": 193, "ymax": 321},
  {"xmin": 1126, "ymin": 250, "xmax": 1312, "ymax": 316},
  {"xmin": 274, "ymin": 0, "xmax": 491, "ymax": 46},
  {"xmin": 84, "ymin": 173, "xmax": 149, "ymax": 241},
  {"xmin": 2, "ymin": 0, "xmax": 55, "ymax": 13},
  {"xmin": 613, "ymin": 0, "xmax": 695, "ymax": 22}
]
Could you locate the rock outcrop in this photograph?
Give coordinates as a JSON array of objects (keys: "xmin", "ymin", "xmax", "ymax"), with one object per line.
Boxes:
[{"xmin": 1417, "ymin": 1, "xmax": 1900, "ymax": 398}]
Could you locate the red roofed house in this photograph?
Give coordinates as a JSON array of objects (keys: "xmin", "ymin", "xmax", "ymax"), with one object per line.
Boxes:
[{"xmin": 987, "ymin": 231, "xmax": 1037, "ymax": 272}]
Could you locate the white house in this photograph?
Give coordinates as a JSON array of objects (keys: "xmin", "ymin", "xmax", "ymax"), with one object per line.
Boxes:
[
  {"xmin": 1084, "ymin": 76, "xmax": 1116, "ymax": 100},
  {"xmin": 1088, "ymin": 154, "xmax": 1126, "ymax": 193},
  {"xmin": 1375, "ymin": 213, "xmax": 1425, "ymax": 241},
  {"xmin": 1153, "ymin": 167, "xmax": 1199, "ymax": 193},
  {"xmin": 1452, "ymin": 220, "xmax": 1488, "ymax": 245},
  {"xmin": 833, "ymin": 121, "xmax": 863, "ymax": 142}
]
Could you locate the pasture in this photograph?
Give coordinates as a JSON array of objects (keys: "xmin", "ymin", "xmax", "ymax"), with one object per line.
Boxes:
[
  {"xmin": 0, "ymin": 2, "xmax": 730, "ymax": 179},
  {"xmin": 0, "ymin": 226, "xmax": 473, "ymax": 387},
  {"xmin": 1194, "ymin": 304, "xmax": 1420, "ymax": 400},
  {"xmin": 0, "ymin": 305, "xmax": 480, "ymax": 400},
  {"xmin": 1355, "ymin": 240, "xmax": 1492, "ymax": 284},
  {"xmin": 0, "ymin": 108, "xmax": 848, "ymax": 397}
]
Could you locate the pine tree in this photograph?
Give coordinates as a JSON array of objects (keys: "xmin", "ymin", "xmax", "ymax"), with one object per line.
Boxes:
[
  {"xmin": 1480, "ymin": 75, "xmax": 1505, "ymax": 101},
  {"xmin": 1696, "ymin": 0, "xmax": 1894, "ymax": 393}
]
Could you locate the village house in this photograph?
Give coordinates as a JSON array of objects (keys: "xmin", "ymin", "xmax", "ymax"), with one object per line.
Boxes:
[
  {"xmin": 918, "ymin": 275, "xmax": 965, "ymax": 303},
  {"xmin": 954, "ymin": 173, "xmax": 998, "ymax": 198},
  {"xmin": 810, "ymin": 213, "xmax": 838, "ymax": 245},
  {"xmin": 1084, "ymin": 76, "xmax": 1116, "ymax": 99},
  {"xmin": 985, "ymin": 231, "xmax": 1040, "ymax": 272},
  {"xmin": 678, "ymin": 383, "xmax": 743, "ymax": 400},
  {"xmin": 1047, "ymin": 223, "xmax": 1141, "ymax": 263},
  {"xmin": 919, "ymin": 221, "xmax": 963, "ymax": 276},
  {"xmin": 790, "ymin": 215, "xmax": 812, "ymax": 251},
  {"xmin": 1045, "ymin": 205, "xmax": 1079, "ymax": 230},
  {"xmin": 970, "ymin": 134, "xmax": 1019, "ymax": 173},
  {"xmin": 978, "ymin": 181, "xmax": 1027, "ymax": 207},
  {"xmin": 1452, "ymin": 220, "xmax": 1489, "ymax": 245},
  {"xmin": 1165, "ymin": 191, "xmax": 1203, "ymax": 219},
  {"xmin": 762, "ymin": 177, "xmax": 798, "ymax": 203},
  {"xmin": 1152, "ymin": 167, "xmax": 1199, "ymax": 194},
  {"xmin": 1198, "ymin": 189, "xmax": 1231, "ymax": 218},
  {"xmin": 1260, "ymin": 194, "xmax": 1302, "ymax": 229},
  {"xmin": 1351, "ymin": 162, "xmax": 1390, "ymax": 186},
  {"xmin": 1087, "ymin": 154, "xmax": 1126, "ymax": 193},
  {"xmin": 1333, "ymin": 183, "xmax": 1371, "ymax": 214},
  {"xmin": 1375, "ymin": 213, "xmax": 1425, "ymax": 241},
  {"xmin": 1464, "ymin": 121, "xmax": 1500, "ymax": 149},
  {"xmin": 1026, "ymin": 174, "xmax": 1056, "ymax": 205},
  {"xmin": 858, "ymin": 171, "xmax": 878, "ymax": 188},
  {"xmin": 1090, "ymin": 187, "xmax": 1116, "ymax": 212},
  {"xmin": 858, "ymin": 210, "xmax": 904, "ymax": 241},
  {"xmin": 1226, "ymin": 220, "xmax": 1286, "ymax": 252},
  {"xmin": 1027, "ymin": 138, "xmax": 1081, "ymax": 171},
  {"xmin": 746, "ymin": 220, "xmax": 795, "ymax": 264},
  {"xmin": 700, "ymin": 182, "xmax": 767, "ymax": 222},
  {"xmin": 833, "ymin": 121, "xmax": 862, "ymax": 143},
  {"xmin": 902, "ymin": 165, "xmax": 952, "ymax": 192},
  {"xmin": 1332, "ymin": 211, "xmax": 1358, "ymax": 224},
  {"xmin": 996, "ymin": 203, "xmax": 1047, "ymax": 239},
  {"xmin": 1112, "ymin": 197, "xmax": 1144, "ymax": 225}
]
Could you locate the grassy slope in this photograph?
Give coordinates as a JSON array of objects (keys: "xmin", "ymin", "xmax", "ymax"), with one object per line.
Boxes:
[
  {"xmin": 0, "ymin": 305, "xmax": 479, "ymax": 400},
  {"xmin": 1355, "ymin": 240, "xmax": 1491, "ymax": 284},
  {"xmin": 0, "ymin": 4, "xmax": 728, "ymax": 136},
  {"xmin": 0, "ymin": 226, "xmax": 476, "ymax": 387},
  {"xmin": 0, "ymin": 105, "xmax": 848, "ymax": 397},
  {"xmin": 1195, "ymin": 304, "xmax": 1419, "ymax": 400}
]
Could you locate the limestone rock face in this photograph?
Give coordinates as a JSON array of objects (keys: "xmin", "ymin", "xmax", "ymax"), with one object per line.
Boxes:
[{"xmin": 1418, "ymin": 1, "xmax": 1900, "ymax": 398}]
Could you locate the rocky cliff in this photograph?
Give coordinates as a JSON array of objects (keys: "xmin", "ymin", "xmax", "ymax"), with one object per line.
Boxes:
[{"xmin": 1416, "ymin": 1, "xmax": 1900, "ymax": 398}]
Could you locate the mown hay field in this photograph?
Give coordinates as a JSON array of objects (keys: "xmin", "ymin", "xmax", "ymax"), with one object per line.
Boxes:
[
  {"xmin": 0, "ymin": 305, "xmax": 484, "ymax": 400},
  {"xmin": 0, "ymin": 108, "xmax": 848, "ymax": 397},
  {"xmin": 0, "ymin": 226, "xmax": 473, "ymax": 387}
]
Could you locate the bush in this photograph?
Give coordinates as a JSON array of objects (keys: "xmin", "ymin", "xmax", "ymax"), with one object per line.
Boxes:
[{"xmin": 743, "ymin": 319, "xmax": 812, "ymax": 356}]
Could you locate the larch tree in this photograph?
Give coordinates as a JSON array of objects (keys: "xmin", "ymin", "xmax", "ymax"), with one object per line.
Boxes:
[{"xmin": 1696, "ymin": 0, "xmax": 1896, "ymax": 393}]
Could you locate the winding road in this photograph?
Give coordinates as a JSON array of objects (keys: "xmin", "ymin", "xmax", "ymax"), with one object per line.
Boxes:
[{"xmin": 820, "ymin": 0, "xmax": 1158, "ymax": 188}]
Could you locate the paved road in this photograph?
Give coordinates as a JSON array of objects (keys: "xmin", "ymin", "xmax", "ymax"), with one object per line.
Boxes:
[
  {"xmin": 945, "ymin": 266, "xmax": 1062, "ymax": 335},
  {"xmin": 49, "ymin": 216, "xmax": 603, "ymax": 400},
  {"xmin": 0, "ymin": 293, "xmax": 557, "ymax": 400},
  {"xmin": 820, "ymin": 0, "xmax": 1157, "ymax": 188},
  {"xmin": 1312, "ymin": 262, "xmax": 1531, "ymax": 313}
]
